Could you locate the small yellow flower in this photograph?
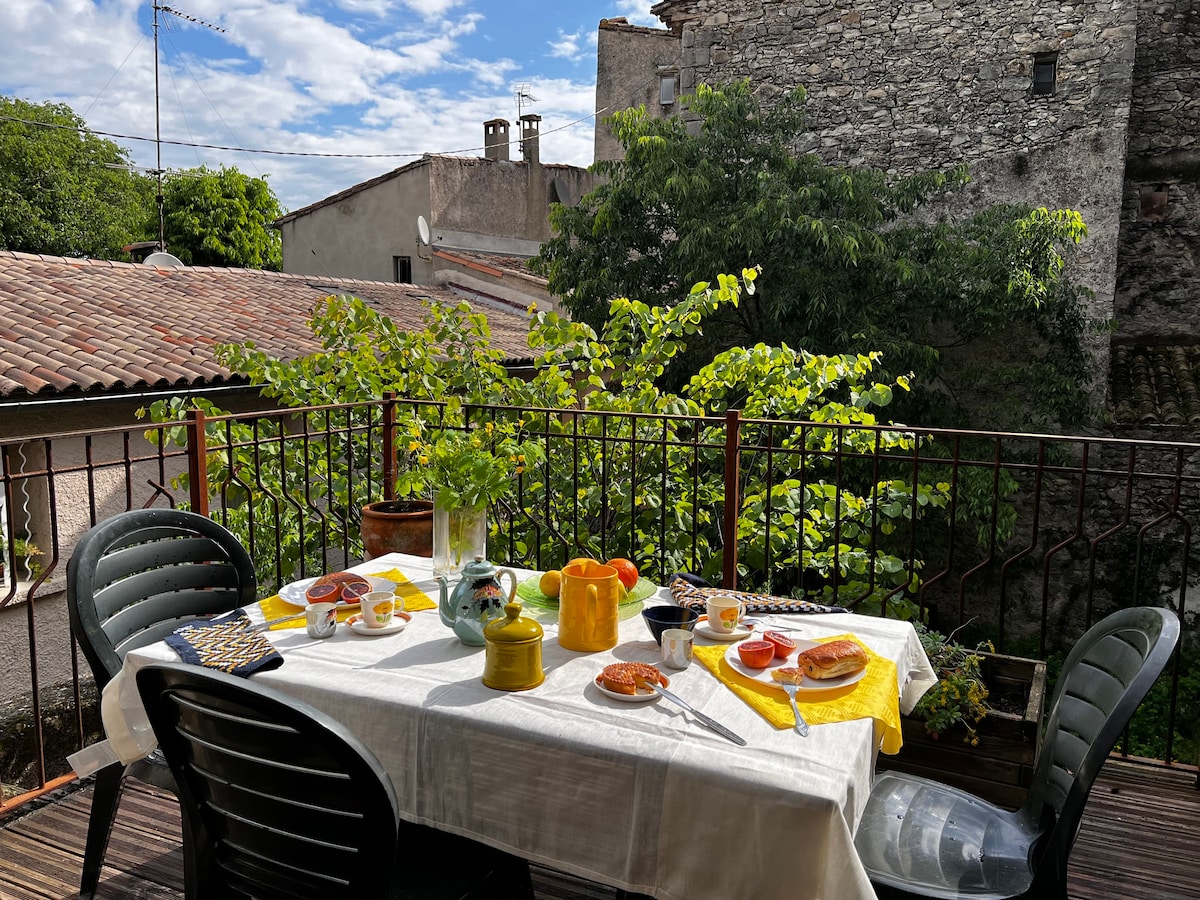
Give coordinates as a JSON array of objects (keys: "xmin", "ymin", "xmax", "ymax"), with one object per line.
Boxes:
[
  {"xmin": 418, "ymin": 455, "xmax": 429, "ymax": 465},
  {"xmin": 516, "ymin": 466, "xmax": 525, "ymax": 474},
  {"xmin": 484, "ymin": 421, "xmax": 494, "ymax": 434},
  {"xmin": 407, "ymin": 440, "xmax": 420, "ymax": 452},
  {"xmin": 517, "ymin": 454, "xmax": 526, "ymax": 463}
]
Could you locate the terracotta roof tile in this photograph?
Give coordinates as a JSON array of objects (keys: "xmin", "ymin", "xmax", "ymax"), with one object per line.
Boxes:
[
  {"xmin": 1109, "ymin": 340, "xmax": 1200, "ymax": 427},
  {"xmin": 0, "ymin": 252, "xmax": 533, "ymax": 400}
]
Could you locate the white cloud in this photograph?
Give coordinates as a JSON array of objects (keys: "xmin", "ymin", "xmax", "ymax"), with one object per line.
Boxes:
[
  {"xmin": 549, "ymin": 29, "xmax": 584, "ymax": 62},
  {"xmin": 614, "ymin": 1, "xmax": 660, "ymax": 28}
]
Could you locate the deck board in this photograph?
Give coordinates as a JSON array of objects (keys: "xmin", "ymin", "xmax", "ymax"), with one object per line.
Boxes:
[{"xmin": 0, "ymin": 760, "xmax": 1196, "ymax": 899}]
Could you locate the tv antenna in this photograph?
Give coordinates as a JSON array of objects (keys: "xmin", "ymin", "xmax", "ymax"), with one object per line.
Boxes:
[
  {"xmin": 515, "ymin": 83, "xmax": 538, "ymax": 119},
  {"xmin": 152, "ymin": 3, "xmax": 225, "ymax": 252}
]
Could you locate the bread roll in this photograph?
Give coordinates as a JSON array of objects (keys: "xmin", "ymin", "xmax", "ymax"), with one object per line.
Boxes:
[{"xmin": 795, "ymin": 639, "xmax": 868, "ymax": 679}]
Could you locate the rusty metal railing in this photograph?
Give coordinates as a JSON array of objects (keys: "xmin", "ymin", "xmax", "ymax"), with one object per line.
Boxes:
[{"xmin": 1, "ymin": 399, "xmax": 1196, "ymax": 813}]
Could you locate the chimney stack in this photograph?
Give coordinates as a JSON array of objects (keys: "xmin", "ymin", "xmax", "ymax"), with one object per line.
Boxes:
[
  {"xmin": 484, "ymin": 118, "xmax": 510, "ymax": 161},
  {"xmin": 520, "ymin": 114, "xmax": 541, "ymax": 166}
]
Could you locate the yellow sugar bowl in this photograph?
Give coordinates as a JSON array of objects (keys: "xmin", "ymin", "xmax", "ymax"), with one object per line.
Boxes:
[{"xmin": 482, "ymin": 599, "xmax": 545, "ymax": 691}]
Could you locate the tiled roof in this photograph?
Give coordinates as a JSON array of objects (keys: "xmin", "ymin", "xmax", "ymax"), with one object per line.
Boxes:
[
  {"xmin": 1109, "ymin": 339, "xmax": 1200, "ymax": 426},
  {"xmin": 0, "ymin": 252, "xmax": 533, "ymax": 400},
  {"xmin": 433, "ymin": 249, "xmax": 546, "ymax": 283}
]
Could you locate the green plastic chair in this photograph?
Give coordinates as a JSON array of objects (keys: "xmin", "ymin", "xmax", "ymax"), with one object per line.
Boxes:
[
  {"xmin": 67, "ymin": 508, "xmax": 257, "ymax": 898},
  {"xmin": 136, "ymin": 661, "xmax": 535, "ymax": 900},
  {"xmin": 854, "ymin": 606, "xmax": 1179, "ymax": 899}
]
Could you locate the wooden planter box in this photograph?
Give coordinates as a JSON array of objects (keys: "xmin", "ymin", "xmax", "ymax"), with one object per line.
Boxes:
[{"xmin": 879, "ymin": 651, "xmax": 1047, "ymax": 809}]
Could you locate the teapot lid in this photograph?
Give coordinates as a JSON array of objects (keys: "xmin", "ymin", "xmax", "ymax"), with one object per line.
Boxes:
[
  {"xmin": 484, "ymin": 599, "xmax": 543, "ymax": 643},
  {"xmin": 462, "ymin": 554, "xmax": 496, "ymax": 578}
]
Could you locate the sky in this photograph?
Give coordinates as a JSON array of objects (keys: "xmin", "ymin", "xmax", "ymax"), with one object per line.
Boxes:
[{"xmin": 0, "ymin": 1, "xmax": 660, "ymax": 212}]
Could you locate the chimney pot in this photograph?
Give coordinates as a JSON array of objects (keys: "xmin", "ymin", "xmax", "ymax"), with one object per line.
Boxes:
[
  {"xmin": 520, "ymin": 114, "xmax": 542, "ymax": 166},
  {"xmin": 484, "ymin": 118, "xmax": 510, "ymax": 162}
]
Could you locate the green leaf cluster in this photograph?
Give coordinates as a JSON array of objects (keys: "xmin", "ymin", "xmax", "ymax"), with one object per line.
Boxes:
[
  {"xmin": 0, "ymin": 96, "xmax": 154, "ymax": 258},
  {"xmin": 534, "ymin": 81, "xmax": 1095, "ymax": 431},
  {"xmin": 161, "ymin": 165, "xmax": 283, "ymax": 270},
  {"xmin": 144, "ymin": 272, "xmax": 956, "ymax": 610}
]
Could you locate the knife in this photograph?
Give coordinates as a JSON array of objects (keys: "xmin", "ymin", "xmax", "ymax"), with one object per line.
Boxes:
[{"xmin": 646, "ymin": 682, "xmax": 747, "ymax": 746}]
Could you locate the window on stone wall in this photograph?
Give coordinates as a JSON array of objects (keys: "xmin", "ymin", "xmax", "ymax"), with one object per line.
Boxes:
[
  {"xmin": 660, "ymin": 75, "xmax": 676, "ymax": 106},
  {"xmin": 1032, "ymin": 52, "xmax": 1058, "ymax": 96},
  {"xmin": 394, "ymin": 255, "xmax": 412, "ymax": 283},
  {"xmin": 1140, "ymin": 185, "xmax": 1170, "ymax": 222}
]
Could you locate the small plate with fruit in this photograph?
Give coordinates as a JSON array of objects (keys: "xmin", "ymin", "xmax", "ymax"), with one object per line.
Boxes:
[{"xmin": 517, "ymin": 557, "xmax": 656, "ymax": 608}]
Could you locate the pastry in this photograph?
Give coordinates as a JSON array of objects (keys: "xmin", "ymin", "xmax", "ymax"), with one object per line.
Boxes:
[
  {"xmin": 314, "ymin": 571, "xmax": 371, "ymax": 590},
  {"xmin": 599, "ymin": 662, "xmax": 665, "ymax": 695},
  {"xmin": 770, "ymin": 667, "xmax": 805, "ymax": 685},
  {"xmin": 794, "ymin": 639, "xmax": 868, "ymax": 679}
]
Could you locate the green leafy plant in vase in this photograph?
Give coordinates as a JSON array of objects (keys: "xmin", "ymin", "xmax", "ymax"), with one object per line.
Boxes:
[{"xmin": 397, "ymin": 414, "xmax": 542, "ymax": 577}]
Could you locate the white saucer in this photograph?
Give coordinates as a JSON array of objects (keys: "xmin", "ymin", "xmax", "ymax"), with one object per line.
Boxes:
[
  {"xmin": 694, "ymin": 621, "xmax": 752, "ymax": 642},
  {"xmin": 346, "ymin": 611, "xmax": 410, "ymax": 636}
]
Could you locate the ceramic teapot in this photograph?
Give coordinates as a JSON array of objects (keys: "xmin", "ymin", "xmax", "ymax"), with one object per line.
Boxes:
[{"xmin": 437, "ymin": 555, "xmax": 518, "ymax": 646}]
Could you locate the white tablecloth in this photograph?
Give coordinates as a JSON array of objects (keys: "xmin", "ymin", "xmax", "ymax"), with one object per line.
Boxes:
[{"xmin": 109, "ymin": 553, "xmax": 936, "ymax": 900}]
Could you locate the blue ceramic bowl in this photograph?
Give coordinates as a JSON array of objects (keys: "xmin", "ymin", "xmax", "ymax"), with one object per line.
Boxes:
[{"xmin": 641, "ymin": 605, "xmax": 700, "ymax": 645}]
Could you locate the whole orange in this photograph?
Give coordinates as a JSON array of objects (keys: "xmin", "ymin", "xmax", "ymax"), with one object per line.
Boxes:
[{"xmin": 605, "ymin": 557, "xmax": 639, "ymax": 590}]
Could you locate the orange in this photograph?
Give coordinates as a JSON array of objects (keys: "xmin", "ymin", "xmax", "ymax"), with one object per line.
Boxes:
[{"xmin": 605, "ymin": 557, "xmax": 639, "ymax": 591}]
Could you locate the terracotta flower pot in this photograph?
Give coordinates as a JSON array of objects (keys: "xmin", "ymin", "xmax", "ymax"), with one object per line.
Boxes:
[{"xmin": 360, "ymin": 500, "xmax": 434, "ymax": 559}]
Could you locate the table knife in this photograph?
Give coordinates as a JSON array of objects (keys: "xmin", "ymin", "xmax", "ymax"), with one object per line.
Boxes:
[{"xmin": 647, "ymin": 683, "xmax": 747, "ymax": 746}]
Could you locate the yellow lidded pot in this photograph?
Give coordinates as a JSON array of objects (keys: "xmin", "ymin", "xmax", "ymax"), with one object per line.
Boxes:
[{"xmin": 482, "ymin": 599, "xmax": 545, "ymax": 691}]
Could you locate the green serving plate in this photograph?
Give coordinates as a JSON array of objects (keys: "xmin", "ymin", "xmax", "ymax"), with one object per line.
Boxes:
[{"xmin": 516, "ymin": 574, "xmax": 657, "ymax": 609}]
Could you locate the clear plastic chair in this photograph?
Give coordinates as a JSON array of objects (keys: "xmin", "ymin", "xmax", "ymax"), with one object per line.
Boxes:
[
  {"xmin": 67, "ymin": 508, "xmax": 257, "ymax": 898},
  {"xmin": 136, "ymin": 660, "xmax": 535, "ymax": 900},
  {"xmin": 854, "ymin": 606, "xmax": 1179, "ymax": 899}
]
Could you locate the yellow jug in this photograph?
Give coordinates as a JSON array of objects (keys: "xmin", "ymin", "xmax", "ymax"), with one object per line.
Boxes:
[{"xmin": 557, "ymin": 560, "xmax": 621, "ymax": 651}]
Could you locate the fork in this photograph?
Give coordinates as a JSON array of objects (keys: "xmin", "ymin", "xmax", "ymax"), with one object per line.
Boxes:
[{"xmin": 779, "ymin": 682, "xmax": 811, "ymax": 737}]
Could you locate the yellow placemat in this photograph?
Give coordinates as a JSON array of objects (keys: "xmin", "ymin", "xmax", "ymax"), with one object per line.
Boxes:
[
  {"xmin": 693, "ymin": 635, "xmax": 905, "ymax": 754},
  {"xmin": 259, "ymin": 567, "xmax": 437, "ymax": 630}
]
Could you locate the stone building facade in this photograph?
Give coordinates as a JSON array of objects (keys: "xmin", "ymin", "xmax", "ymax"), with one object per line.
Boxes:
[
  {"xmin": 595, "ymin": 1, "xmax": 1200, "ymax": 422},
  {"xmin": 278, "ymin": 118, "xmax": 596, "ymax": 311}
]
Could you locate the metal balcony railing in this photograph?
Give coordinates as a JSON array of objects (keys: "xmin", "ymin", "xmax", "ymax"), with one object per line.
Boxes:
[{"xmin": 2, "ymin": 396, "xmax": 1197, "ymax": 812}]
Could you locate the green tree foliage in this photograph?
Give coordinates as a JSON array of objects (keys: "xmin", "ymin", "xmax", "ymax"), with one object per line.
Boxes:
[
  {"xmin": 161, "ymin": 165, "xmax": 283, "ymax": 270},
  {"xmin": 534, "ymin": 81, "xmax": 1094, "ymax": 430},
  {"xmin": 0, "ymin": 95, "xmax": 154, "ymax": 258},
  {"xmin": 146, "ymin": 274, "xmax": 947, "ymax": 614}
]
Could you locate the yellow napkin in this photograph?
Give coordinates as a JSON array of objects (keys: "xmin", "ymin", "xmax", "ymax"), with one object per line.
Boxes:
[
  {"xmin": 693, "ymin": 635, "xmax": 905, "ymax": 754},
  {"xmin": 258, "ymin": 567, "xmax": 437, "ymax": 630}
]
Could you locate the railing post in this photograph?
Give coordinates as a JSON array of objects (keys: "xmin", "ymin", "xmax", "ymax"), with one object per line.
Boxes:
[
  {"xmin": 723, "ymin": 409, "xmax": 741, "ymax": 589},
  {"xmin": 382, "ymin": 392, "xmax": 397, "ymax": 502},
  {"xmin": 185, "ymin": 408, "xmax": 209, "ymax": 516}
]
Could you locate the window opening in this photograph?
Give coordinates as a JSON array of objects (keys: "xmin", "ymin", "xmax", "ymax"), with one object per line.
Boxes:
[
  {"xmin": 394, "ymin": 255, "xmax": 412, "ymax": 283},
  {"xmin": 660, "ymin": 75, "xmax": 676, "ymax": 106},
  {"xmin": 1032, "ymin": 53, "xmax": 1057, "ymax": 96}
]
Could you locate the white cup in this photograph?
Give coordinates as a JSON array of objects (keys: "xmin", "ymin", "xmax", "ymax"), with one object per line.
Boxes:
[
  {"xmin": 305, "ymin": 601, "xmax": 338, "ymax": 639},
  {"xmin": 359, "ymin": 590, "xmax": 396, "ymax": 628},
  {"xmin": 705, "ymin": 594, "xmax": 748, "ymax": 634},
  {"xmin": 661, "ymin": 628, "xmax": 694, "ymax": 669}
]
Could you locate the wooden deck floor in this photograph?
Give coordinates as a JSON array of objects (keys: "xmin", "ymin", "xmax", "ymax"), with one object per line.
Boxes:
[{"xmin": 0, "ymin": 760, "xmax": 1196, "ymax": 899}]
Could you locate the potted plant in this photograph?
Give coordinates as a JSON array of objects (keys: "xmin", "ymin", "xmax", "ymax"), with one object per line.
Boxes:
[
  {"xmin": 7, "ymin": 537, "xmax": 44, "ymax": 581},
  {"xmin": 879, "ymin": 623, "xmax": 1048, "ymax": 809},
  {"xmin": 396, "ymin": 417, "xmax": 541, "ymax": 577}
]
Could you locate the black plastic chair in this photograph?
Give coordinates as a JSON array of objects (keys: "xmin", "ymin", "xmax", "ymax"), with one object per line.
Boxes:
[
  {"xmin": 67, "ymin": 508, "xmax": 257, "ymax": 898},
  {"xmin": 135, "ymin": 661, "xmax": 536, "ymax": 900},
  {"xmin": 854, "ymin": 606, "xmax": 1180, "ymax": 899}
]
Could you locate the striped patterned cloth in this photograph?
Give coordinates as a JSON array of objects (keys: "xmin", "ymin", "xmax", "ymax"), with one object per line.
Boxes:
[
  {"xmin": 166, "ymin": 609, "xmax": 283, "ymax": 676},
  {"xmin": 669, "ymin": 574, "xmax": 848, "ymax": 615}
]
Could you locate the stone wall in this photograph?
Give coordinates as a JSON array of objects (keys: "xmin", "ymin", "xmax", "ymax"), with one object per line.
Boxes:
[
  {"xmin": 594, "ymin": 20, "xmax": 683, "ymax": 161},
  {"xmin": 1114, "ymin": 0, "xmax": 1200, "ymax": 338}
]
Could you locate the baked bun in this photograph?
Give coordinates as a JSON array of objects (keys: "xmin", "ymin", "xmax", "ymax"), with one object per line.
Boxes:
[
  {"xmin": 794, "ymin": 639, "xmax": 868, "ymax": 679},
  {"xmin": 599, "ymin": 662, "xmax": 666, "ymax": 695},
  {"xmin": 770, "ymin": 667, "xmax": 805, "ymax": 685}
]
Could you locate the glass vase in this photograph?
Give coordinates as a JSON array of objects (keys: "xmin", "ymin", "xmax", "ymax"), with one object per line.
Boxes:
[{"xmin": 432, "ymin": 502, "xmax": 487, "ymax": 578}]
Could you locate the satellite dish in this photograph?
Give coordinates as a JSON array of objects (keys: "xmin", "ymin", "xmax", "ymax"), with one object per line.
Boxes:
[
  {"xmin": 144, "ymin": 251, "xmax": 185, "ymax": 267},
  {"xmin": 553, "ymin": 175, "xmax": 575, "ymax": 207},
  {"xmin": 417, "ymin": 215, "xmax": 431, "ymax": 246}
]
